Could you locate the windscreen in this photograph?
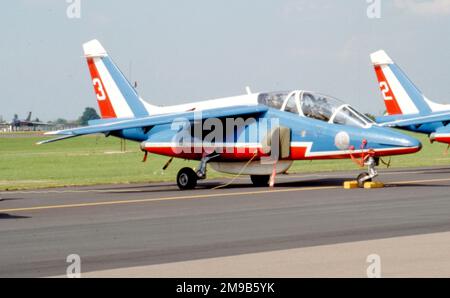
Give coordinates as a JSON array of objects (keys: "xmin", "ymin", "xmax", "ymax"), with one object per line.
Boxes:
[
  {"xmin": 333, "ymin": 106, "xmax": 367, "ymax": 127},
  {"xmin": 301, "ymin": 92, "xmax": 372, "ymax": 128}
]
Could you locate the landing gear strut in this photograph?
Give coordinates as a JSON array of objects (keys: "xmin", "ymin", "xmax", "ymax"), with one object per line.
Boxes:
[
  {"xmin": 357, "ymin": 155, "xmax": 379, "ymax": 188},
  {"xmin": 195, "ymin": 153, "xmax": 219, "ymax": 179},
  {"xmin": 176, "ymin": 153, "xmax": 219, "ymax": 190}
]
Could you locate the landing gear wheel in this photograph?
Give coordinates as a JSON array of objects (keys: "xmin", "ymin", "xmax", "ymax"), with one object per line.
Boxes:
[
  {"xmin": 250, "ymin": 175, "xmax": 270, "ymax": 187},
  {"xmin": 357, "ymin": 172, "xmax": 371, "ymax": 188},
  {"xmin": 177, "ymin": 167, "xmax": 198, "ymax": 190}
]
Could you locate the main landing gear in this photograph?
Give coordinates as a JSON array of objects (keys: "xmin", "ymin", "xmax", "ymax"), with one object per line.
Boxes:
[
  {"xmin": 176, "ymin": 153, "xmax": 219, "ymax": 190},
  {"xmin": 250, "ymin": 175, "xmax": 270, "ymax": 187},
  {"xmin": 177, "ymin": 168, "xmax": 198, "ymax": 190}
]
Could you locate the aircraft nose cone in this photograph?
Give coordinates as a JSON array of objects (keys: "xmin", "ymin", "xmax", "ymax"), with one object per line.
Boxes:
[
  {"xmin": 396, "ymin": 134, "xmax": 422, "ymax": 150},
  {"xmin": 369, "ymin": 126, "xmax": 422, "ymax": 155},
  {"xmin": 390, "ymin": 132, "xmax": 422, "ymax": 152}
]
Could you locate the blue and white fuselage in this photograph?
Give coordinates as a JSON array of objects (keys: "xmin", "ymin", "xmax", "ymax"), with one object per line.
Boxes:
[{"xmin": 39, "ymin": 40, "xmax": 421, "ymax": 188}]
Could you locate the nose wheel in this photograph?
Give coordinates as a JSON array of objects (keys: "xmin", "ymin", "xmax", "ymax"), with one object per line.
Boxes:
[
  {"xmin": 357, "ymin": 172, "xmax": 372, "ymax": 188},
  {"xmin": 177, "ymin": 167, "xmax": 198, "ymax": 190}
]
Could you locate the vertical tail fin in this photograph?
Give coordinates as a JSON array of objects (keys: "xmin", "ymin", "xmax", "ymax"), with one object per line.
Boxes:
[
  {"xmin": 83, "ymin": 40, "xmax": 149, "ymax": 119},
  {"xmin": 370, "ymin": 50, "xmax": 431, "ymax": 116}
]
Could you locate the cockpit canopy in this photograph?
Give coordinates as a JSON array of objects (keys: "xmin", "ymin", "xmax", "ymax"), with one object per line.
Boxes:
[{"xmin": 257, "ymin": 91, "xmax": 374, "ymax": 128}]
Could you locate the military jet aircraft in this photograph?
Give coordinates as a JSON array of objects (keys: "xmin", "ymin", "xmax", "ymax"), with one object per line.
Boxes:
[
  {"xmin": 11, "ymin": 112, "xmax": 49, "ymax": 131},
  {"xmin": 38, "ymin": 40, "xmax": 421, "ymax": 189}
]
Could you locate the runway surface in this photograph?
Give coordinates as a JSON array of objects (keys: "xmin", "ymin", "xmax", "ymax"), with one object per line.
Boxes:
[{"xmin": 1, "ymin": 166, "xmax": 450, "ymax": 277}]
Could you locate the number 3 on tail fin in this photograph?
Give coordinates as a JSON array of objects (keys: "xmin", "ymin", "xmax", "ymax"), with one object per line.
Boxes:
[
  {"xmin": 93, "ymin": 78, "xmax": 106, "ymax": 101},
  {"xmin": 379, "ymin": 81, "xmax": 393, "ymax": 101}
]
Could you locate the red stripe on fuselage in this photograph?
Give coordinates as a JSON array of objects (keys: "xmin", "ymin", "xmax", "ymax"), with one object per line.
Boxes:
[
  {"xmin": 146, "ymin": 146, "xmax": 269, "ymax": 161},
  {"xmin": 433, "ymin": 135, "xmax": 450, "ymax": 144},
  {"xmin": 143, "ymin": 145, "xmax": 420, "ymax": 161},
  {"xmin": 86, "ymin": 58, "xmax": 116, "ymax": 118},
  {"xmin": 374, "ymin": 65, "xmax": 403, "ymax": 115},
  {"xmin": 291, "ymin": 146, "xmax": 420, "ymax": 160}
]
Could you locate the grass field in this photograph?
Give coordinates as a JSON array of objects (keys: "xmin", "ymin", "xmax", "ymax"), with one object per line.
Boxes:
[{"xmin": 0, "ymin": 131, "xmax": 449, "ymax": 190}]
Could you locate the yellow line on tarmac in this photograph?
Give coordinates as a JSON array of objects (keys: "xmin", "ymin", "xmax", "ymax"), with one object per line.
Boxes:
[
  {"xmin": 1, "ymin": 177, "xmax": 450, "ymax": 214},
  {"xmin": 0, "ymin": 186, "xmax": 338, "ymax": 213},
  {"xmin": 390, "ymin": 178, "xmax": 450, "ymax": 185}
]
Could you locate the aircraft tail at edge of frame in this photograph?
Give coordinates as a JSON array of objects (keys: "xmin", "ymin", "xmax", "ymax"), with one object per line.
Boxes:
[{"xmin": 370, "ymin": 49, "xmax": 450, "ymax": 116}]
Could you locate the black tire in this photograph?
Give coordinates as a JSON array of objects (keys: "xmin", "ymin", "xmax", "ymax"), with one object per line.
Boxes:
[
  {"xmin": 177, "ymin": 167, "xmax": 198, "ymax": 190},
  {"xmin": 357, "ymin": 172, "xmax": 371, "ymax": 188},
  {"xmin": 250, "ymin": 175, "xmax": 270, "ymax": 187}
]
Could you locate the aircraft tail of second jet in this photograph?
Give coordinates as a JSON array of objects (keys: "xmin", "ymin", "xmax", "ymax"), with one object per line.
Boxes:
[
  {"xmin": 370, "ymin": 50, "xmax": 450, "ymax": 117},
  {"xmin": 82, "ymin": 39, "xmax": 151, "ymax": 119}
]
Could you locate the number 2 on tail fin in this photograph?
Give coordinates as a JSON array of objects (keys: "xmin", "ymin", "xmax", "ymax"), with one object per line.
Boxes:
[{"xmin": 380, "ymin": 81, "xmax": 393, "ymax": 101}]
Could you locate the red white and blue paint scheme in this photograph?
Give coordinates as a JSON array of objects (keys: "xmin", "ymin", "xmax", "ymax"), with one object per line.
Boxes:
[
  {"xmin": 371, "ymin": 50, "xmax": 450, "ymax": 144},
  {"xmin": 38, "ymin": 40, "xmax": 421, "ymax": 189}
]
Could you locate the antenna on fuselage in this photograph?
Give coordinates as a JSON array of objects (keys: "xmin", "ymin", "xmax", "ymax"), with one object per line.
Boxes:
[{"xmin": 245, "ymin": 86, "xmax": 252, "ymax": 95}]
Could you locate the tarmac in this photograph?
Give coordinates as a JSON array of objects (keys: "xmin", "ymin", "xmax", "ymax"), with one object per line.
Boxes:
[{"xmin": 1, "ymin": 166, "xmax": 450, "ymax": 277}]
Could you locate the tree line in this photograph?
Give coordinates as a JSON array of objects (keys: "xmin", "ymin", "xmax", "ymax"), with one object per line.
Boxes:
[{"xmin": 50, "ymin": 107, "xmax": 100, "ymax": 126}]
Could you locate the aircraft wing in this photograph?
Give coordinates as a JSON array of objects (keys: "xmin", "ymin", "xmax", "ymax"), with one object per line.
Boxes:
[
  {"xmin": 37, "ymin": 105, "xmax": 268, "ymax": 145},
  {"xmin": 30, "ymin": 122, "xmax": 52, "ymax": 126},
  {"xmin": 377, "ymin": 111, "xmax": 450, "ymax": 127}
]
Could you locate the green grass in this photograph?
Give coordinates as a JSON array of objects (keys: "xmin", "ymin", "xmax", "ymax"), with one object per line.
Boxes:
[{"xmin": 0, "ymin": 131, "xmax": 448, "ymax": 190}]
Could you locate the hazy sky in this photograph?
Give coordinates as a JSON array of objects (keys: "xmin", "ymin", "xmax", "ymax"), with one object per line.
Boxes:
[{"xmin": 1, "ymin": 0, "xmax": 450, "ymax": 121}]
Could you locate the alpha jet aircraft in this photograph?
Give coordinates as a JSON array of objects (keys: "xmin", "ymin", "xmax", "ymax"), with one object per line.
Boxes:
[
  {"xmin": 371, "ymin": 50, "xmax": 450, "ymax": 144},
  {"xmin": 11, "ymin": 112, "xmax": 49, "ymax": 131},
  {"xmin": 38, "ymin": 40, "xmax": 421, "ymax": 189}
]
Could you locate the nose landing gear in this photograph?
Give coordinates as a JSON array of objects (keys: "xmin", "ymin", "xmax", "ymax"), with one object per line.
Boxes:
[{"xmin": 356, "ymin": 154, "xmax": 379, "ymax": 188}]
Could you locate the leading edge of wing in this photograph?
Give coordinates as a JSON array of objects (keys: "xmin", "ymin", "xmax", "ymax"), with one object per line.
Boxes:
[{"xmin": 37, "ymin": 105, "xmax": 268, "ymax": 144}]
